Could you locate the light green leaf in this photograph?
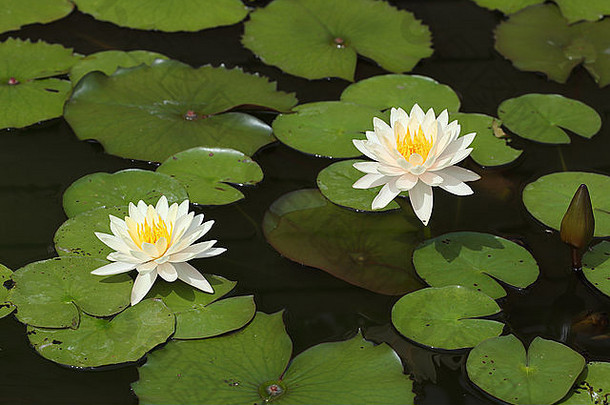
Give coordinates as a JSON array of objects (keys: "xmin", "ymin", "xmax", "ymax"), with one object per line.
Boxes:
[
  {"xmin": 391, "ymin": 286, "xmax": 504, "ymax": 350},
  {"xmin": 0, "ymin": 264, "xmax": 15, "ymax": 319},
  {"xmin": 0, "ymin": 0, "xmax": 74, "ymax": 34},
  {"xmin": 560, "ymin": 362, "xmax": 610, "ymax": 404},
  {"xmin": 467, "ymin": 335, "xmax": 585, "ymax": 405},
  {"xmin": 582, "ymin": 241, "xmax": 610, "ymax": 297},
  {"xmin": 157, "ymin": 147, "xmax": 263, "ymax": 206},
  {"xmin": 242, "ymin": 0, "xmax": 432, "ymax": 81}
]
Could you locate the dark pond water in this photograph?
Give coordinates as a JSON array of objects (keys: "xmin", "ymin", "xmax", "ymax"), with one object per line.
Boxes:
[{"xmin": 0, "ymin": 0, "xmax": 609, "ymax": 404}]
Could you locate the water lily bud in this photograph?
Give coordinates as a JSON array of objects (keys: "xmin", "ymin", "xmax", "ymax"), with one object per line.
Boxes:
[{"xmin": 560, "ymin": 184, "xmax": 595, "ymax": 251}]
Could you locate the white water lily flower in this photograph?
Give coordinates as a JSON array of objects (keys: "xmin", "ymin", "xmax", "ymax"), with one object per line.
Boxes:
[
  {"xmin": 352, "ymin": 104, "xmax": 480, "ymax": 225},
  {"xmin": 91, "ymin": 196, "xmax": 226, "ymax": 305}
]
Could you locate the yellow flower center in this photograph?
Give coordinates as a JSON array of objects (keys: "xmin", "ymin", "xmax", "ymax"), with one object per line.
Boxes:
[
  {"xmin": 127, "ymin": 214, "xmax": 172, "ymax": 249},
  {"xmin": 395, "ymin": 122, "xmax": 434, "ymax": 161}
]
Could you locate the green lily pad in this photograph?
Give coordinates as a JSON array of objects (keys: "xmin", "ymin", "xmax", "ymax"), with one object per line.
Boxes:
[
  {"xmin": 242, "ymin": 0, "xmax": 432, "ymax": 81},
  {"xmin": 0, "ymin": 0, "xmax": 74, "ymax": 34},
  {"xmin": 72, "ymin": 0, "xmax": 248, "ymax": 32},
  {"xmin": 341, "ymin": 74, "xmax": 460, "ymax": 112},
  {"xmin": 560, "ymin": 362, "xmax": 610, "ymax": 404},
  {"xmin": 133, "ymin": 312, "xmax": 414, "ymax": 404},
  {"xmin": 470, "ymin": 0, "xmax": 541, "ymax": 14},
  {"xmin": 157, "ymin": 147, "xmax": 263, "ymax": 206},
  {"xmin": 28, "ymin": 299, "xmax": 174, "ymax": 368},
  {"xmin": 498, "ymin": 94, "xmax": 601, "ymax": 144},
  {"xmin": 582, "ymin": 241, "xmax": 610, "ymax": 297},
  {"xmin": 272, "ymin": 102, "xmax": 383, "ymax": 158},
  {"xmin": 316, "ymin": 159, "xmax": 407, "ymax": 212},
  {"xmin": 466, "ymin": 334, "xmax": 585, "ymax": 405},
  {"xmin": 413, "ymin": 232, "xmax": 539, "ymax": 299},
  {"xmin": 263, "ymin": 189, "xmax": 424, "ymax": 295},
  {"xmin": 0, "ymin": 264, "xmax": 15, "ymax": 319},
  {"xmin": 64, "ymin": 60, "xmax": 297, "ymax": 162},
  {"xmin": 70, "ymin": 50, "xmax": 169, "ymax": 85},
  {"xmin": 62, "ymin": 169, "xmax": 188, "ymax": 218},
  {"xmin": 8, "ymin": 256, "xmax": 132, "ymax": 329},
  {"xmin": 0, "ymin": 38, "xmax": 81, "ymax": 129},
  {"xmin": 450, "ymin": 112, "xmax": 522, "ymax": 167},
  {"xmin": 391, "ymin": 286, "xmax": 504, "ymax": 350},
  {"xmin": 146, "ymin": 276, "xmax": 256, "ymax": 340},
  {"xmin": 522, "ymin": 171, "xmax": 610, "ymax": 237}
]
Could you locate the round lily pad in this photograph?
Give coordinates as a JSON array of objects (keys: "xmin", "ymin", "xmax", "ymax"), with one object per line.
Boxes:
[
  {"xmin": 0, "ymin": 0, "xmax": 74, "ymax": 34},
  {"xmin": 8, "ymin": 256, "xmax": 132, "ymax": 329},
  {"xmin": 72, "ymin": 0, "xmax": 249, "ymax": 32},
  {"xmin": 316, "ymin": 159, "xmax": 406, "ymax": 212},
  {"xmin": 466, "ymin": 334, "xmax": 585, "ymax": 405},
  {"xmin": 0, "ymin": 264, "xmax": 15, "ymax": 319},
  {"xmin": 263, "ymin": 189, "xmax": 424, "ymax": 295},
  {"xmin": 64, "ymin": 60, "xmax": 297, "ymax": 162},
  {"xmin": 272, "ymin": 102, "xmax": 383, "ymax": 158},
  {"xmin": 62, "ymin": 169, "xmax": 188, "ymax": 218},
  {"xmin": 450, "ymin": 112, "xmax": 522, "ymax": 167},
  {"xmin": 340, "ymin": 74, "xmax": 460, "ymax": 112},
  {"xmin": 522, "ymin": 171, "xmax": 610, "ymax": 237},
  {"xmin": 391, "ymin": 286, "xmax": 504, "ymax": 350},
  {"xmin": 157, "ymin": 147, "xmax": 263, "ymax": 206},
  {"xmin": 413, "ymin": 232, "xmax": 539, "ymax": 299},
  {"xmin": 560, "ymin": 362, "xmax": 610, "ymax": 404},
  {"xmin": 0, "ymin": 38, "xmax": 81, "ymax": 129},
  {"xmin": 70, "ymin": 50, "xmax": 169, "ymax": 84},
  {"xmin": 498, "ymin": 94, "xmax": 601, "ymax": 144},
  {"xmin": 28, "ymin": 299, "xmax": 174, "ymax": 368},
  {"xmin": 582, "ymin": 241, "xmax": 610, "ymax": 297},
  {"xmin": 146, "ymin": 276, "xmax": 256, "ymax": 340},
  {"xmin": 133, "ymin": 311, "xmax": 414, "ymax": 404},
  {"xmin": 242, "ymin": 0, "xmax": 432, "ymax": 81}
]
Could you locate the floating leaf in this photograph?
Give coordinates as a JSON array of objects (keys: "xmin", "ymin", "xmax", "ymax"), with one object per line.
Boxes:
[
  {"xmin": 64, "ymin": 60, "xmax": 297, "ymax": 161},
  {"xmin": 133, "ymin": 312, "xmax": 414, "ymax": 404},
  {"xmin": 413, "ymin": 232, "xmax": 539, "ymax": 299},
  {"xmin": 28, "ymin": 299, "xmax": 174, "ymax": 368},
  {"xmin": 0, "ymin": 264, "xmax": 15, "ymax": 319},
  {"xmin": 450, "ymin": 112, "xmax": 522, "ymax": 167},
  {"xmin": 560, "ymin": 362, "xmax": 610, "ymax": 404},
  {"xmin": 242, "ymin": 0, "xmax": 432, "ymax": 81},
  {"xmin": 146, "ymin": 276, "xmax": 255, "ymax": 339},
  {"xmin": 72, "ymin": 0, "xmax": 248, "ymax": 32},
  {"xmin": 157, "ymin": 147, "xmax": 263, "ymax": 206},
  {"xmin": 263, "ymin": 189, "xmax": 424, "ymax": 295},
  {"xmin": 470, "ymin": 0, "xmax": 541, "ymax": 14},
  {"xmin": 317, "ymin": 159, "xmax": 406, "ymax": 212},
  {"xmin": 498, "ymin": 94, "xmax": 601, "ymax": 144},
  {"xmin": 391, "ymin": 286, "xmax": 504, "ymax": 350},
  {"xmin": 341, "ymin": 74, "xmax": 460, "ymax": 112},
  {"xmin": 582, "ymin": 241, "xmax": 610, "ymax": 297},
  {"xmin": 62, "ymin": 169, "xmax": 188, "ymax": 218},
  {"xmin": 272, "ymin": 102, "xmax": 383, "ymax": 158},
  {"xmin": 0, "ymin": 38, "xmax": 81, "ymax": 129},
  {"xmin": 467, "ymin": 334, "xmax": 585, "ymax": 405},
  {"xmin": 70, "ymin": 50, "xmax": 169, "ymax": 85},
  {"xmin": 523, "ymin": 172, "xmax": 610, "ymax": 237},
  {"xmin": 0, "ymin": 0, "xmax": 74, "ymax": 34},
  {"xmin": 8, "ymin": 256, "xmax": 132, "ymax": 328}
]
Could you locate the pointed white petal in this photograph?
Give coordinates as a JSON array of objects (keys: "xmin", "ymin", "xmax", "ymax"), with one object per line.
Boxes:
[
  {"xmin": 131, "ymin": 269, "xmax": 158, "ymax": 305},
  {"xmin": 175, "ymin": 262, "xmax": 214, "ymax": 293},
  {"xmin": 353, "ymin": 173, "xmax": 390, "ymax": 189},
  {"xmin": 372, "ymin": 180, "xmax": 400, "ymax": 210},
  {"xmin": 91, "ymin": 261, "xmax": 136, "ymax": 275},
  {"xmin": 409, "ymin": 181, "xmax": 434, "ymax": 226}
]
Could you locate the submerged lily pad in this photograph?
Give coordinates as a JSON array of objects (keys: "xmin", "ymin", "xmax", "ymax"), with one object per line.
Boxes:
[
  {"xmin": 263, "ymin": 189, "xmax": 424, "ymax": 295},
  {"xmin": 157, "ymin": 147, "xmax": 263, "ymax": 206},
  {"xmin": 72, "ymin": 0, "xmax": 248, "ymax": 32},
  {"xmin": 8, "ymin": 256, "xmax": 132, "ymax": 329},
  {"xmin": 391, "ymin": 286, "xmax": 504, "ymax": 350},
  {"xmin": 0, "ymin": 264, "xmax": 15, "ymax": 319},
  {"xmin": 522, "ymin": 172, "xmax": 610, "ymax": 237},
  {"xmin": 146, "ymin": 276, "xmax": 255, "ymax": 340},
  {"xmin": 498, "ymin": 94, "xmax": 601, "ymax": 144},
  {"xmin": 134, "ymin": 312, "xmax": 414, "ymax": 404},
  {"xmin": 62, "ymin": 169, "xmax": 188, "ymax": 218},
  {"xmin": 272, "ymin": 102, "xmax": 382, "ymax": 158},
  {"xmin": 70, "ymin": 50, "xmax": 169, "ymax": 84},
  {"xmin": 467, "ymin": 334, "xmax": 585, "ymax": 405},
  {"xmin": 0, "ymin": 0, "xmax": 74, "ymax": 34},
  {"xmin": 0, "ymin": 38, "xmax": 81, "ymax": 129},
  {"xmin": 413, "ymin": 232, "xmax": 539, "ymax": 299},
  {"xmin": 28, "ymin": 299, "xmax": 174, "ymax": 368},
  {"xmin": 560, "ymin": 362, "xmax": 610, "ymax": 404},
  {"xmin": 582, "ymin": 241, "xmax": 610, "ymax": 297},
  {"xmin": 450, "ymin": 113, "xmax": 522, "ymax": 167},
  {"xmin": 341, "ymin": 74, "xmax": 460, "ymax": 112},
  {"xmin": 64, "ymin": 60, "xmax": 297, "ymax": 162},
  {"xmin": 242, "ymin": 0, "xmax": 432, "ymax": 81}
]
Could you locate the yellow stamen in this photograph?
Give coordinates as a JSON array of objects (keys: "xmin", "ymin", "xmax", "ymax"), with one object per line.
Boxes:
[
  {"xmin": 395, "ymin": 122, "xmax": 434, "ymax": 161},
  {"xmin": 127, "ymin": 214, "xmax": 173, "ymax": 249}
]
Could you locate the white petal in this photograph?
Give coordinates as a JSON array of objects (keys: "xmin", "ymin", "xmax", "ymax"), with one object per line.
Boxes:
[
  {"xmin": 372, "ymin": 180, "xmax": 400, "ymax": 210},
  {"xmin": 155, "ymin": 195, "xmax": 169, "ymax": 220},
  {"xmin": 95, "ymin": 232, "xmax": 130, "ymax": 253},
  {"xmin": 131, "ymin": 269, "xmax": 158, "ymax": 305},
  {"xmin": 439, "ymin": 166, "xmax": 481, "ymax": 182},
  {"xmin": 419, "ymin": 171, "xmax": 444, "ymax": 186},
  {"xmin": 175, "ymin": 262, "xmax": 214, "ymax": 293},
  {"xmin": 396, "ymin": 173, "xmax": 418, "ymax": 190},
  {"xmin": 157, "ymin": 262, "xmax": 178, "ymax": 282},
  {"xmin": 409, "ymin": 181, "xmax": 434, "ymax": 226},
  {"xmin": 353, "ymin": 161, "xmax": 380, "ymax": 174},
  {"xmin": 91, "ymin": 261, "xmax": 136, "ymax": 275},
  {"xmin": 353, "ymin": 173, "xmax": 390, "ymax": 189}
]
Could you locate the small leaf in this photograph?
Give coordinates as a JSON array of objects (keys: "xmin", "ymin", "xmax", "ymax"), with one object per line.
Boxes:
[
  {"xmin": 0, "ymin": 0, "xmax": 74, "ymax": 34},
  {"xmin": 582, "ymin": 241, "xmax": 610, "ymax": 298}
]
